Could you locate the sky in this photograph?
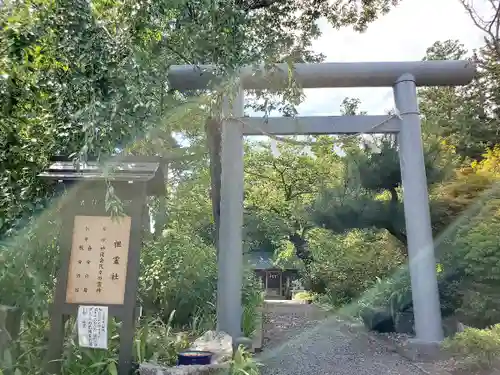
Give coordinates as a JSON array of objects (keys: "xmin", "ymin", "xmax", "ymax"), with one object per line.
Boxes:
[
  {"xmin": 292, "ymin": 0, "xmax": 487, "ymax": 116},
  {"xmin": 176, "ymin": 0, "xmax": 489, "ymax": 148}
]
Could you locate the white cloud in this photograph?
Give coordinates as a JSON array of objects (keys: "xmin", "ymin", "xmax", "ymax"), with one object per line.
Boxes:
[{"xmin": 294, "ymin": 0, "xmax": 487, "ymax": 116}]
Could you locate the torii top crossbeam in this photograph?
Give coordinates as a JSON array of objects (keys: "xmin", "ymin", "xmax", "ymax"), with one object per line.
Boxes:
[{"xmin": 167, "ymin": 60, "xmax": 475, "ymax": 90}]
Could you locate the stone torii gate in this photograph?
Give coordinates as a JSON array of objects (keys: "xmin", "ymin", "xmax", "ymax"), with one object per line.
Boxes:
[{"xmin": 167, "ymin": 60, "xmax": 476, "ymax": 344}]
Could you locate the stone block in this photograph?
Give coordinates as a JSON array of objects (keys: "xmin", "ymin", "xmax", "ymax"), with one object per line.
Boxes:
[
  {"xmin": 139, "ymin": 331, "xmax": 233, "ymax": 375},
  {"xmin": 251, "ymin": 307, "xmax": 263, "ymax": 352},
  {"xmin": 399, "ymin": 339, "xmax": 443, "ymax": 362},
  {"xmin": 190, "ymin": 331, "xmax": 233, "ymax": 364},
  {"xmin": 139, "ymin": 362, "xmax": 230, "ymax": 375},
  {"xmin": 395, "ymin": 312, "xmax": 414, "ymax": 335}
]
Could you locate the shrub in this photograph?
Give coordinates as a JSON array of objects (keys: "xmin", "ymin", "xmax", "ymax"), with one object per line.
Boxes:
[
  {"xmin": 306, "ymin": 229, "xmax": 405, "ymax": 307},
  {"xmin": 241, "ymin": 275, "xmax": 264, "ymax": 338},
  {"xmin": 292, "ymin": 291, "xmax": 315, "ymax": 301},
  {"xmin": 0, "ymin": 313, "xmax": 192, "ymax": 375},
  {"xmin": 140, "ymin": 229, "xmax": 264, "ymax": 330},
  {"xmin": 0, "ymin": 214, "xmax": 61, "ymax": 313},
  {"xmin": 442, "ymin": 325, "xmax": 500, "ymax": 370},
  {"xmin": 432, "ymin": 161, "xmax": 500, "ymax": 327},
  {"xmin": 231, "ymin": 345, "xmax": 262, "ymax": 375},
  {"xmin": 139, "ymin": 230, "xmax": 218, "ymax": 326},
  {"xmin": 1, "ymin": 226, "xmax": 264, "ymax": 374},
  {"xmin": 0, "ymin": 213, "xmax": 264, "ymax": 373},
  {"xmin": 441, "ymin": 198, "xmax": 500, "ymax": 327}
]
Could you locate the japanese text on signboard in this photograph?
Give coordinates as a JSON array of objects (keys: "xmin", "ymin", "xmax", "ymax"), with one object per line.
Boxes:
[
  {"xmin": 77, "ymin": 305, "xmax": 108, "ymax": 349},
  {"xmin": 66, "ymin": 215, "xmax": 131, "ymax": 305}
]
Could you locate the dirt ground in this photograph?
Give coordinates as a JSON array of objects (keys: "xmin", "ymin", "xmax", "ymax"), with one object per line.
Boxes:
[
  {"xmin": 262, "ymin": 300, "xmax": 330, "ymax": 350},
  {"xmin": 258, "ymin": 300, "xmax": 427, "ymax": 375}
]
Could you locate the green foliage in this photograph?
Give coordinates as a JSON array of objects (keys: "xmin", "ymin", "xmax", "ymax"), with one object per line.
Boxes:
[
  {"xmin": 0, "ymin": 210, "xmax": 61, "ymax": 311},
  {"xmin": 311, "ymin": 133, "xmax": 450, "ymax": 252},
  {"xmin": 351, "ymin": 267, "xmax": 412, "ymax": 322},
  {"xmin": 445, "ymin": 197, "xmax": 500, "ymax": 328},
  {"xmin": 291, "ymin": 291, "xmax": 315, "ymax": 301},
  {"xmin": 430, "ymin": 167, "xmax": 496, "ymax": 237},
  {"xmin": 2, "ymin": 0, "xmax": 500, "ymax": 371},
  {"xmin": 0, "ymin": 0, "xmax": 401, "ymax": 235},
  {"xmin": 244, "ymin": 140, "xmax": 334, "ymax": 225},
  {"xmin": 244, "ymin": 140, "xmax": 340, "ymax": 263},
  {"xmin": 421, "ymin": 38, "xmax": 500, "ymax": 163},
  {"xmin": 427, "ymin": 149, "xmax": 500, "ymax": 327},
  {"xmin": 312, "ymin": 192, "xmax": 402, "ymax": 239},
  {"xmin": 442, "ymin": 325, "xmax": 500, "ymax": 371},
  {"xmin": 243, "ymin": 208, "xmax": 289, "ymax": 255},
  {"xmin": 230, "ymin": 345, "xmax": 261, "ymax": 375},
  {"xmin": 241, "ymin": 290, "xmax": 264, "ymax": 338},
  {"xmin": 140, "ymin": 229, "xmax": 264, "ymax": 329},
  {"xmin": 306, "ymin": 229, "xmax": 405, "ymax": 306},
  {"xmin": 0, "ymin": 313, "xmax": 192, "ymax": 375},
  {"xmin": 357, "ymin": 138, "xmax": 401, "ymax": 192},
  {"xmin": 139, "ymin": 230, "xmax": 218, "ymax": 326}
]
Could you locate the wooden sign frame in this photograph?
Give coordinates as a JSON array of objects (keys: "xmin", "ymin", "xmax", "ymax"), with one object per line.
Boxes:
[{"xmin": 46, "ymin": 181, "xmax": 146, "ymax": 375}]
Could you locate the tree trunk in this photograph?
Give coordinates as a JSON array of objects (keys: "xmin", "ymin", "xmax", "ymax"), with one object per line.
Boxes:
[
  {"xmin": 153, "ymin": 162, "xmax": 169, "ymax": 239},
  {"xmin": 386, "ymin": 226, "xmax": 408, "ymax": 253},
  {"xmin": 206, "ymin": 117, "xmax": 222, "ymax": 255},
  {"xmin": 154, "ymin": 197, "xmax": 167, "ymax": 238},
  {"xmin": 289, "ymin": 232, "xmax": 314, "ymax": 265},
  {"xmin": 387, "ymin": 187, "xmax": 408, "ymax": 255}
]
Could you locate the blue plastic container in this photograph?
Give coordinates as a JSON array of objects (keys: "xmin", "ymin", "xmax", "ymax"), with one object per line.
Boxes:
[{"xmin": 177, "ymin": 350, "xmax": 213, "ymax": 366}]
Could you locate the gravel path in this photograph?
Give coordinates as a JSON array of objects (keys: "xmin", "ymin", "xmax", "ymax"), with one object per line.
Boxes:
[{"xmin": 257, "ymin": 300, "xmax": 425, "ymax": 375}]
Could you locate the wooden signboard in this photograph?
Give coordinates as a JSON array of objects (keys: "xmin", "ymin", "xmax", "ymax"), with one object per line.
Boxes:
[
  {"xmin": 66, "ymin": 215, "xmax": 131, "ymax": 305},
  {"xmin": 40, "ymin": 158, "xmax": 165, "ymax": 375},
  {"xmin": 44, "ymin": 193, "xmax": 144, "ymax": 375}
]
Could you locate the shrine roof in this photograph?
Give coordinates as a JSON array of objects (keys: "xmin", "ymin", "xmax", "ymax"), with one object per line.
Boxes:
[{"xmin": 246, "ymin": 251, "xmax": 300, "ymax": 271}]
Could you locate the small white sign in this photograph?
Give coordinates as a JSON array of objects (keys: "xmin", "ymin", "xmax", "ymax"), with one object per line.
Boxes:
[{"xmin": 77, "ymin": 305, "xmax": 108, "ymax": 349}]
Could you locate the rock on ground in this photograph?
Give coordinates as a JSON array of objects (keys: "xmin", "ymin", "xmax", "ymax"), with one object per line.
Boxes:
[
  {"xmin": 258, "ymin": 300, "xmax": 426, "ymax": 375},
  {"xmin": 190, "ymin": 330, "xmax": 233, "ymax": 364}
]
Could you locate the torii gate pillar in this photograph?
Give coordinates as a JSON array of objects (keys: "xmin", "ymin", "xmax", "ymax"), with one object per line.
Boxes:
[{"xmin": 394, "ymin": 73, "xmax": 444, "ymax": 342}]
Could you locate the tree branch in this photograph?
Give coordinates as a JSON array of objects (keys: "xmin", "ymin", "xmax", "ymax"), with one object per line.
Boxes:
[
  {"xmin": 271, "ymin": 159, "xmax": 293, "ymax": 200},
  {"xmin": 460, "ymin": 0, "xmax": 500, "ymax": 56},
  {"xmin": 288, "ymin": 190, "xmax": 313, "ymax": 200},
  {"xmin": 385, "ymin": 226, "xmax": 408, "ymax": 254},
  {"xmin": 389, "ymin": 187, "xmax": 399, "ymax": 205},
  {"xmin": 244, "ymin": 169, "xmax": 281, "ymax": 184},
  {"xmin": 237, "ymin": 0, "xmax": 280, "ymax": 11},
  {"xmin": 387, "ymin": 187, "xmax": 408, "ymax": 252}
]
